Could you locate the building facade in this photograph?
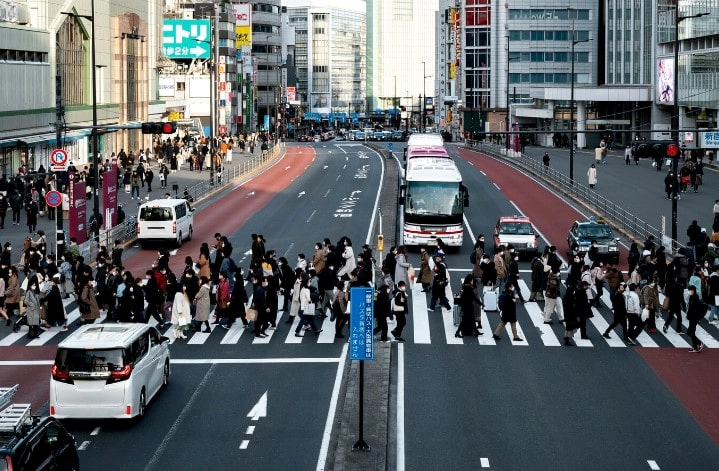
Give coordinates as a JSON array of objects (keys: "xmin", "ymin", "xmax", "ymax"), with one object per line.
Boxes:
[
  {"xmin": 0, "ymin": 0, "xmax": 164, "ymax": 175},
  {"xmin": 284, "ymin": 0, "xmax": 365, "ymax": 130}
]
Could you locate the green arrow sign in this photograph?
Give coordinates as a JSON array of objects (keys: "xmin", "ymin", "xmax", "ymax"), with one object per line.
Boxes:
[{"xmin": 162, "ymin": 19, "xmax": 212, "ymax": 59}]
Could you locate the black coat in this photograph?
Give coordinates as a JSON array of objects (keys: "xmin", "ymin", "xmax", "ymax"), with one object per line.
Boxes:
[
  {"xmin": 499, "ymin": 289, "xmax": 518, "ymax": 323},
  {"xmin": 563, "ymin": 286, "xmax": 580, "ymax": 330},
  {"xmin": 42, "ymin": 284, "xmax": 65, "ymax": 325}
]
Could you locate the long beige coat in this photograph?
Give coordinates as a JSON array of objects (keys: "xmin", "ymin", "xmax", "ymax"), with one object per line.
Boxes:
[
  {"xmin": 193, "ymin": 284, "xmax": 211, "ymax": 322},
  {"xmin": 80, "ymin": 283, "xmax": 100, "ymax": 321}
]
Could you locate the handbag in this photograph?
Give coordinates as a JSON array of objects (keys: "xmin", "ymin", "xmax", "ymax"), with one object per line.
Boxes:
[
  {"xmin": 79, "ymin": 301, "xmax": 91, "ymax": 314},
  {"xmin": 641, "ymin": 308, "xmax": 649, "ymax": 322},
  {"xmin": 662, "ymin": 296, "xmax": 670, "ymax": 311},
  {"xmin": 407, "ymin": 267, "xmax": 415, "ymax": 285},
  {"xmin": 245, "ymin": 308, "xmax": 257, "ymax": 321}
]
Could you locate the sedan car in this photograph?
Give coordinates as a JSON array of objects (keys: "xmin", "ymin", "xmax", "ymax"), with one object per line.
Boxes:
[{"xmin": 493, "ymin": 216, "xmax": 539, "ymax": 257}]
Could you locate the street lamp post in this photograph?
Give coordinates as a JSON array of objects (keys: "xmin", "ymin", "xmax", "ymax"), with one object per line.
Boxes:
[
  {"xmin": 568, "ymin": 31, "xmax": 590, "ymax": 184},
  {"xmin": 671, "ymin": 10, "xmax": 709, "ymax": 248},
  {"xmin": 61, "ymin": 0, "xmax": 99, "ymax": 233}
]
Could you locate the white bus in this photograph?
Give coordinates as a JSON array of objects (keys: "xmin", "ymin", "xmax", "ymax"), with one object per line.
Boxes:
[{"xmin": 399, "ymin": 145, "xmax": 468, "ymax": 247}]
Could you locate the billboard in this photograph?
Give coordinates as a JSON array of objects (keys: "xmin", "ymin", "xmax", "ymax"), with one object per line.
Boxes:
[
  {"xmin": 159, "ymin": 76, "xmax": 175, "ymax": 97},
  {"xmin": 162, "ymin": 19, "xmax": 212, "ymax": 59},
  {"xmin": 233, "ymin": 3, "xmax": 252, "ymax": 49},
  {"xmin": 657, "ymin": 58, "xmax": 675, "ymax": 104}
]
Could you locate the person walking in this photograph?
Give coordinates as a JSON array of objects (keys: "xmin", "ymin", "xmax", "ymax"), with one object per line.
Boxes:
[
  {"xmin": 170, "ymin": 284, "xmax": 192, "ymax": 339},
  {"xmin": 603, "ymin": 282, "xmax": 629, "ymax": 343},
  {"xmin": 145, "ymin": 167, "xmax": 154, "ymax": 193},
  {"xmin": 41, "ymin": 274, "xmax": 66, "ymax": 329},
  {"xmin": 333, "ymin": 280, "xmax": 349, "ymax": 339},
  {"xmin": 492, "ymin": 282, "xmax": 523, "ymax": 341},
  {"xmin": 419, "ymin": 246, "xmax": 432, "ymax": 292},
  {"xmin": 391, "ymin": 280, "xmax": 409, "ymax": 341},
  {"xmin": 455, "ymin": 275, "xmax": 482, "ymax": 338},
  {"xmin": 664, "ymin": 172, "xmax": 675, "ymax": 199},
  {"xmin": 542, "ymin": 152, "xmax": 550, "ymax": 172},
  {"xmin": 23, "ymin": 277, "xmax": 41, "ymax": 339},
  {"xmin": 624, "ymin": 145, "xmax": 632, "ymax": 165},
  {"xmin": 294, "ymin": 276, "xmax": 321, "ymax": 337},
  {"xmin": 562, "ymin": 283, "xmax": 580, "ymax": 346},
  {"xmin": 686, "ymin": 285, "xmax": 706, "ymax": 352},
  {"xmin": 78, "ymin": 277, "xmax": 100, "ymax": 326},
  {"xmin": 576, "ymin": 280, "xmax": 593, "ymax": 339},
  {"xmin": 428, "ymin": 253, "xmax": 452, "ymax": 311},
  {"xmin": 9, "ymin": 190, "xmax": 22, "ymax": 226},
  {"xmin": 587, "ymin": 163, "xmax": 597, "ymax": 189},
  {"xmin": 373, "ymin": 284, "xmax": 391, "ymax": 342},
  {"xmin": 625, "ymin": 282, "xmax": 644, "ymax": 344},
  {"xmin": 662, "ymin": 280, "xmax": 686, "ymax": 334},
  {"xmin": 130, "ymin": 170, "xmax": 141, "ymax": 199},
  {"xmin": 192, "ymin": 276, "xmax": 212, "ymax": 333},
  {"xmin": 707, "ymin": 263, "xmax": 719, "ymax": 325},
  {"xmin": 224, "ymin": 270, "xmax": 249, "ymax": 329},
  {"xmin": 394, "ymin": 246, "xmax": 411, "ymax": 288},
  {"xmin": 542, "ymin": 267, "xmax": 565, "ymax": 323},
  {"xmin": 640, "ymin": 279, "xmax": 661, "ymax": 333}
]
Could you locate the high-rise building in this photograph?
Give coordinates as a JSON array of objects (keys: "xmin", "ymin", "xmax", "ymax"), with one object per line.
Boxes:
[
  {"xmin": 366, "ymin": 0, "xmax": 438, "ymax": 130},
  {"xmin": 284, "ymin": 0, "xmax": 365, "ymax": 130}
]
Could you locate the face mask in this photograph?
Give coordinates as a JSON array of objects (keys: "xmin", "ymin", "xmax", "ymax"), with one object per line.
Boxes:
[
  {"xmin": 146, "ymin": 276, "xmax": 151, "ymax": 280},
  {"xmin": 31, "ymin": 285, "xmax": 37, "ymax": 290}
]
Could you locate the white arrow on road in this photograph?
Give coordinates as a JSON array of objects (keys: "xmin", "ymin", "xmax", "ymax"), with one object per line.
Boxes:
[
  {"xmin": 323, "ymin": 165, "xmax": 329, "ymax": 169},
  {"xmin": 350, "ymin": 190, "xmax": 362, "ymax": 197},
  {"xmin": 247, "ymin": 391, "xmax": 268, "ymax": 421},
  {"xmin": 246, "ymin": 191, "xmax": 255, "ymax": 198},
  {"xmin": 285, "ymin": 166, "xmax": 291, "ymax": 170},
  {"xmin": 298, "ymin": 191, "xmax": 306, "ymax": 198}
]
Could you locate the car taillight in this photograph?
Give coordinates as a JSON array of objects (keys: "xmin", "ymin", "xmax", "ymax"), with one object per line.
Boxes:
[
  {"xmin": 136, "ymin": 222, "xmax": 140, "ymax": 235},
  {"xmin": 172, "ymin": 221, "xmax": 177, "ymax": 233},
  {"xmin": 107, "ymin": 364, "xmax": 133, "ymax": 384},
  {"xmin": 51, "ymin": 365, "xmax": 73, "ymax": 384}
]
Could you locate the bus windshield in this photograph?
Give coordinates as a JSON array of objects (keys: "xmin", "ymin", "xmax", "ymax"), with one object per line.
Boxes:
[{"xmin": 405, "ymin": 181, "xmax": 462, "ymax": 216}]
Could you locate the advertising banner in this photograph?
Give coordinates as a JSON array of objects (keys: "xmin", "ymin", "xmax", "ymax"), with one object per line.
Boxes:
[
  {"xmin": 102, "ymin": 169, "xmax": 118, "ymax": 229},
  {"xmin": 68, "ymin": 174, "xmax": 87, "ymax": 244}
]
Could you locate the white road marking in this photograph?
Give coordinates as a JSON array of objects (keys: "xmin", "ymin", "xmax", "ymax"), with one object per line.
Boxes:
[
  {"xmin": 317, "ymin": 317, "xmax": 337, "ymax": 344},
  {"xmin": 219, "ymin": 321, "xmax": 249, "ymax": 344},
  {"xmin": 647, "ymin": 459, "xmax": 660, "ymax": 470},
  {"xmin": 90, "ymin": 427, "xmax": 101, "ymax": 436},
  {"xmin": 411, "ymin": 284, "xmax": 431, "ymax": 344},
  {"xmin": 239, "ymin": 440, "xmax": 249, "ymax": 450},
  {"xmin": 77, "ymin": 441, "xmax": 91, "ymax": 451},
  {"xmin": 245, "ymin": 426, "xmax": 255, "ymax": 434},
  {"xmin": 442, "ymin": 308, "xmax": 463, "ymax": 345},
  {"xmin": 493, "ymin": 182, "xmax": 500, "ymax": 190},
  {"xmin": 397, "ymin": 343, "xmax": 405, "ymax": 471},
  {"xmin": 247, "ymin": 391, "xmax": 268, "ymax": 420},
  {"xmin": 315, "ymin": 343, "xmax": 348, "ymax": 471},
  {"xmin": 588, "ymin": 307, "xmax": 627, "ymax": 347},
  {"xmin": 478, "ymin": 309, "xmax": 497, "ymax": 346},
  {"xmin": 284, "ymin": 315, "xmax": 304, "ymax": 344},
  {"xmin": 306, "ymin": 209, "xmax": 317, "ymax": 223},
  {"xmin": 518, "ymin": 281, "xmax": 561, "ymax": 347},
  {"xmin": 252, "ymin": 311, "xmax": 283, "ymax": 344},
  {"xmin": 480, "ymin": 457, "xmax": 490, "ymax": 468},
  {"xmin": 599, "ymin": 291, "xmax": 658, "ymax": 347}
]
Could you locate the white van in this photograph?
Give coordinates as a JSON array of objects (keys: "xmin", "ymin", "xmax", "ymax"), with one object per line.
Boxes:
[
  {"xmin": 136, "ymin": 198, "xmax": 194, "ymax": 248},
  {"xmin": 50, "ymin": 324, "xmax": 171, "ymax": 420}
]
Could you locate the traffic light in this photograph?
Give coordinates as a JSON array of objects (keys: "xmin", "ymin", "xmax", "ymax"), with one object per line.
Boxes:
[
  {"xmin": 634, "ymin": 141, "xmax": 652, "ymax": 158},
  {"xmin": 141, "ymin": 121, "xmax": 177, "ymax": 134},
  {"xmin": 651, "ymin": 141, "xmax": 680, "ymax": 159}
]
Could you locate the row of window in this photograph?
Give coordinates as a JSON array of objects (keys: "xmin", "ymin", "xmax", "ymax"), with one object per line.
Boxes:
[
  {"xmin": 508, "ymin": 9, "xmax": 590, "ymax": 21},
  {"xmin": 464, "ymin": 72, "xmax": 591, "ymax": 88},
  {"xmin": 0, "ymin": 49, "xmax": 49, "ymax": 63},
  {"xmin": 253, "ymin": 4, "xmax": 280, "ymax": 14},
  {"xmin": 508, "ymin": 30, "xmax": 590, "ymax": 42}
]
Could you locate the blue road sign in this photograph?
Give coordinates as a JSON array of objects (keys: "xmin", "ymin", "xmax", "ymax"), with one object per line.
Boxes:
[
  {"xmin": 45, "ymin": 190, "xmax": 62, "ymax": 208},
  {"xmin": 349, "ymin": 287, "xmax": 374, "ymax": 361},
  {"xmin": 162, "ymin": 19, "xmax": 212, "ymax": 59}
]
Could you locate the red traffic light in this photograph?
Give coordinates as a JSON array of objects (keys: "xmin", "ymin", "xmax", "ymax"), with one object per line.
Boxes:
[{"xmin": 666, "ymin": 143, "xmax": 679, "ymax": 158}]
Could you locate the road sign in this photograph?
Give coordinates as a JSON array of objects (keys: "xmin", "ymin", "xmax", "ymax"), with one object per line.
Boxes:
[
  {"xmin": 45, "ymin": 190, "xmax": 63, "ymax": 208},
  {"xmin": 349, "ymin": 287, "xmax": 374, "ymax": 361},
  {"xmin": 162, "ymin": 19, "xmax": 211, "ymax": 59},
  {"xmin": 50, "ymin": 149, "xmax": 68, "ymax": 166}
]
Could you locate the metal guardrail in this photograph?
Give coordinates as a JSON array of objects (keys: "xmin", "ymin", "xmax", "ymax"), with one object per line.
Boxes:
[
  {"xmin": 76, "ymin": 142, "xmax": 284, "ymax": 262},
  {"xmin": 464, "ymin": 140, "xmax": 685, "ymax": 253}
]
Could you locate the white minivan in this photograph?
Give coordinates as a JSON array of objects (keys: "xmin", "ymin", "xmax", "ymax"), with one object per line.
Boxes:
[
  {"xmin": 136, "ymin": 198, "xmax": 194, "ymax": 248},
  {"xmin": 50, "ymin": 324, "xmax": 171, "ymax": 420}
]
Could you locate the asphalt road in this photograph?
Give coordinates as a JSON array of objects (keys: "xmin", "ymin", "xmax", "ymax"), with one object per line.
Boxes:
[{"xmin": 3, "ymin": 140, "xmax": 719, "ymax": 470}]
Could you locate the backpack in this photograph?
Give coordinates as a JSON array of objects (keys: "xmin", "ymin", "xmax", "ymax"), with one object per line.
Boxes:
[{"xmin": 309, "ymin": 285, "xmax": 320, "ymax": 303}]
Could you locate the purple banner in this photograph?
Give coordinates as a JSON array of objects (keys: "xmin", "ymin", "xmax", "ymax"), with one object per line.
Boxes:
[
  {"xmin": 68, "ymin": 174, "xmax": 87, "ymax": 244},
  {"xmin": 102, "ymin": 169, "xmax": 118, "ymax": 229}
]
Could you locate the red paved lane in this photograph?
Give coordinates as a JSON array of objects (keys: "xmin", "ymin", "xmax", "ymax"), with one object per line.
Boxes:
[
  {"xmin": 639, "ymin": 349, "xmax": 719, "ymax": 447},
  {"xmin": 123, "ymin": 147, "xmax": 315, "ymax": 276},
  {"xmin": 0, "ymin": 147, "xmax": 315, "ymax": 409},
  {"xmin": 458, "ymin": 148, "xmax": 585, "ymax": 255},
  {"xmin": 459, "ymin": 147, "xmax": 719, "ymax": 447}
]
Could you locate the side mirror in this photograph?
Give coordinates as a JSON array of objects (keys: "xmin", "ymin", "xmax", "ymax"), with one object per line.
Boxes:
[{"xmin": 160, "ymin": 336, "xmax": 170, "ymax": 343}]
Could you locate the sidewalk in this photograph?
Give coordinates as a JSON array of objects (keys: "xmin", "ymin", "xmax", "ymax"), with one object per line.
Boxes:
[{"xmin": 0, "ymin": 149, "xmax": 264, "ymax": 259}]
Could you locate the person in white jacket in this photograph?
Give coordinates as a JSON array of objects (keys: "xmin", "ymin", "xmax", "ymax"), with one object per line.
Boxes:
[
  {"xmin": 337, "ymin": 239, "xmax": 356, "ymax": 279},
  {"xmin": 171, "ymin": 285, "xmax": 192, "ymax": 339},
  {"xmin": 294, "ymin": 277, "xmax": 322, "ymax": 337}
]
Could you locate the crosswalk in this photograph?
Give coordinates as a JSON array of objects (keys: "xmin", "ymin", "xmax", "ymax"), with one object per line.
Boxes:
[{"xmin": 2, "ymin": 279, "xmax": 719, "ymax": 349}]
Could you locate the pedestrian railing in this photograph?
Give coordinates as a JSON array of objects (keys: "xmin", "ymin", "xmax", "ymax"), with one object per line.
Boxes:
[
  {"xmin": 464, "ymin": 140, "xmax": 685, "ymax": 253},
  {"xmin": 76, "ymin": 141, "xmax": 285, "ymax": 263}
]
